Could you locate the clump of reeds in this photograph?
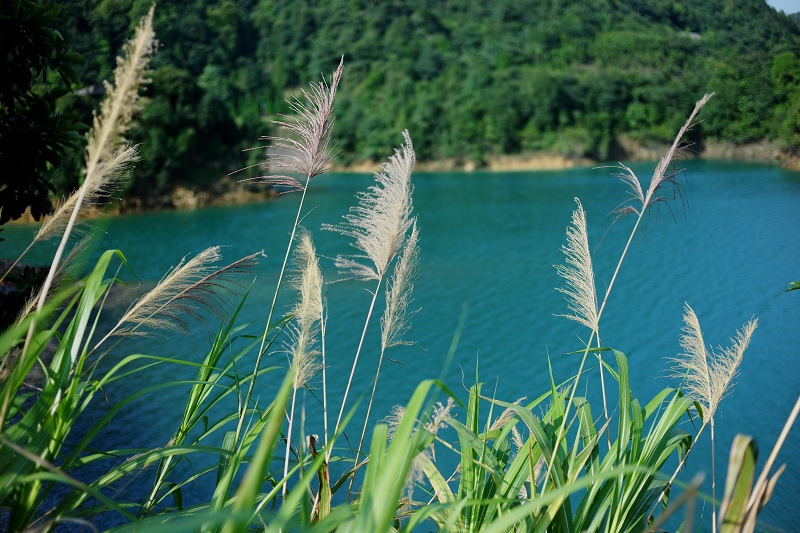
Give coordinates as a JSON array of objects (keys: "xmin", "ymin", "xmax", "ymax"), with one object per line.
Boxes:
[{"xmin": 546, "ymin": 93, "xmax": 714, "ymax": 484}]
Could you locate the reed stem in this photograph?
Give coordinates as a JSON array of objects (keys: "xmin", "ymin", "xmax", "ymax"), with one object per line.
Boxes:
[
  {"xmin": 330, "ymin": 276, "xmax": 383, "ymax": 464},
  {"xmin": 236, "ymin": 174, "xmax": 310, "ymax": 444}
]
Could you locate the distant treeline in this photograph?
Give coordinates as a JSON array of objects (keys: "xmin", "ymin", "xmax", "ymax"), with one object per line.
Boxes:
[{"xmin": 53, "ymin": 0, "xmax": 800, "ymax": 196}]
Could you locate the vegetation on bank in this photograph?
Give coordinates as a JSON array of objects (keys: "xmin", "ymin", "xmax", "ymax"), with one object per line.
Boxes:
[
  {"xmin": 2, "ymin": 8, "xmax": 799, "ymax": 532},
  {"xmin": 2, "ymin": 0, "xmax": 800, "ymax": 221}
]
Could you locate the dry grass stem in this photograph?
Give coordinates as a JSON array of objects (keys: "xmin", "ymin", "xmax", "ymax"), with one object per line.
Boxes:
[
  {"xmin": 325, "ymin": 130, "xmax": 415, "ymax": 281},
  {"xmin": 110, "ymin": 247, "xmax": 261, "ymax": 338},
  {"xmin": 381, "ymin": 223, "xmax": 420, "ymax": 351},
  {"xmin": 555, "ymin": 198, "xmax": 598, "ymax": 332},
  {"xmin": 671, "ymin": 303, "xmax": 758, "ymax": 422}
]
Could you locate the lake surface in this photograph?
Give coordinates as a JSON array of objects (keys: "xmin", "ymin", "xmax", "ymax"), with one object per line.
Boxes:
[{"xmin": 4, "ymin": 160, "xmax": 800, "ymax": 530}]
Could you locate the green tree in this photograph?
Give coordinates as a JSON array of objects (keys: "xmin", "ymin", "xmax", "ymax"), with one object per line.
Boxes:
[{"xmin": 0, "ymin": 0, "xmax": 83, "ymax": 223}]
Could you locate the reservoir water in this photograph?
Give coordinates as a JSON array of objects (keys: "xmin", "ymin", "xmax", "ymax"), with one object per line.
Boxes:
[{"xmin": 3, "ymin": 160, "xmax": 799, "ymax": 530}]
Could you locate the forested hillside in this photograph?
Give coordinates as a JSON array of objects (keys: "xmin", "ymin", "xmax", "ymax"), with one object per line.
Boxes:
[{"xmin": 38, "ymin": 0, "xmax": 800, "ymax": 198}]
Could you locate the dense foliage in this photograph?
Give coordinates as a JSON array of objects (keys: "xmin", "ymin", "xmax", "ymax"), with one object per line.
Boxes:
[
  {"xmin": 0, "ymin": 1, "xmax": 84, "ymax": 222},
  {"xmin": 4, "ymin": 0, "xmax": 800, "ymax": 207}
]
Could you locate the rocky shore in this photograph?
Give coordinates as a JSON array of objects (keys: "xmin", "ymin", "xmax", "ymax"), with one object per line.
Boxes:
[
  {"xmin": 6, "ymin": 139, "xmax": 797, "ymax": 223},
  {"xmin": 332, "ymin": 138, "xmax": 799, "ymax": 173}
]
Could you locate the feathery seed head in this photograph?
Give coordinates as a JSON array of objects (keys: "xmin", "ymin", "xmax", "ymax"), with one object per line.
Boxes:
[
  {"xmin": 324, "ymin": 130, "xmax": 415, "ymax": 280},
  {"xmin": 670, "ymin": 303, "xmax": 757, "ymax": 422},
  {"xmin": 490, "ymin": 397, "xmax": 527, "ymax": 431},
  {"xmin": 113, "ymin": 247, "xmax": 260, "ymax": 337},
  {"xmin": 386, "ymin": 404, "xmax": 406, "ymax": 439},
  {"xmin": 615, "ymin": 93, "xmax": 713, "ymax": 217},
  {"xmin": 287, "ymin": 230, "xmax": 324, "ymax": 390},
  {"xmin": 381, "ymin": 222, "xmax": 420, "ymax": 351},
  {"xmin": 37, "ymin": 7, "xmax": 155, "ymax": 244},
  {"xmin": 555, "ymin": 198, "xmax": 599, "ymax": 332},
  {"xmin": 426, "ymin": 397, "xmax": 456, "ymax": 436},
  {"xmin": 37, "ymin": 147, "xmax": 138, "ymax": 242},
  {"xmin": 245, "ymin": 57, "xmax": 344, "ymax": 188},
  {"xmin": 85, "ymin": 6, "xmax": 155, "ymax": 170}
]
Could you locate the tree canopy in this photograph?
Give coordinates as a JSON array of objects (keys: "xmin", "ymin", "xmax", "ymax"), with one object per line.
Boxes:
[{"xmin": 5, "ymin": 0, "xmax": 800, "ymax": 210}]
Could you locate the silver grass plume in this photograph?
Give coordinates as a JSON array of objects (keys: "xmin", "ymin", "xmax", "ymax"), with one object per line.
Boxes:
[
  {"xmin": 241, "ymin": 57, "xmax": 344, "ymax": 191},
  {"xmin": 283, "ymin": 231, "xmax": 324, "ymax": 495},
  {"xmin": 381, "ymin": 222, "xmax": 420, "ymax": 351},
  {"xmin": 489, "ymin": 397, "xmax": 527, "ymax": 431},
  {"xmin": 109, "ymin": 247, "xmax": 261, "ymax": 337},
  {"xmin": 287, "ymin": 230, "xmax": 323, "ymax": 390},
  {"xmin": 324, "ymin": 130, "xmax": 415, "ymax": 280},
  {"xmin": 37, "ymin": 148, "xmax": 138, "ymax": 242},
  {"xmin": 615, "ymin": 93, "xmax": 714, "ymax": 217},
  {"xmin": 17, "ymin": 6, "xmax": 155, "ymax": 363},
  {"xmin": 39, "ymin": 6, "xmax": 155, "ymax": 242},
  {"xmin": 555, "ymin": 198, "xmax": 598, "ymax": 332},
  {"xmin": 671, "ymin": 303, "xmax": 758, "ymax": 422}
]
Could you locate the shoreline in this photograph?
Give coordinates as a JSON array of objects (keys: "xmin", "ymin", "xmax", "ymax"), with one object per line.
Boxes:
[
  {"xmin": 333, "ymin": 137, "xmax": 799, "ymax": 173},
  {"xmin": 5, "ymin": 139, "xmax": 798, "ymax": 223}
]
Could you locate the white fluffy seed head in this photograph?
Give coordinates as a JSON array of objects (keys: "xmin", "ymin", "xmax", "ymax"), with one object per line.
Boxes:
[
  {"xmin": 555, "ymin": 198, "xmax": 599, "ymax": 333},
  {"xmin": 324, "ymin": 130, "xmax": 415, "ymax": 281},
  {"xmin": 670, "ymin": 303, "xmax": 757, "ymax": 422},
  {"xmin": 287, "ymin": 230, "xmax": 324, "ymax": 390}
]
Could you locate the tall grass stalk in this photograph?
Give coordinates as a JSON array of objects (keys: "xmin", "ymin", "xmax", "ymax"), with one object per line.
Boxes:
[
  {"xmin": 325, "ymin": 130, "xmax": 416, "ymax": 456},
  {"xmin": 545, "ymin": 94, "xmax": 713, "ymax": 486},
  {"xmin": 234, "ymin": 58, "xmax": 343, "ymax": 449},
  {"xmin": 554, "ymin": 198, "xmax": 608, "ymax": 435},
  {"xmin": 282, "ymin": 231, "xmax": 323, "ymax": 496},
  {"xmin": 1, "ymin": 6, "xmax": 155, "ymax": 444},
  {"xmin": 546, "ymin": 94, "xmax": 713, "ymax": 492},
  {"xmin": 668, "ymin": 303, "xmax": 756, "ymax": 533},
  {"xmin": 351, "ymin": 222, "xmax": 420, "ymax": 495}
]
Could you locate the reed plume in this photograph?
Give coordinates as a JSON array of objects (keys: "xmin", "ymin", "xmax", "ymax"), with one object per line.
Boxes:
[
  {"xmin": 324, "ymin": 129, "xmax": 415, "ymax": 281},
  {"xmin": 555, "ymin": 198, "xmax": 598, "ymax": 332},
  {"xmin": 100, "ymin": 247, "xmax": 261, "ymax": 343},
  {"xmin": 386, "ymin": 398, "xmax": 455, "ymax": 499},
  {"xmin": 19, "ymin": 7, "xmax": 156, "ymax": 359},
  {"xmin": 615, "ymin": 93, "xmax": 714, "ymax": 217},
  {"xmin": 16, "ymin": 239, "xmax": 89, "ymax": 323},
  {"xmin": 555, "ymin": 198, "xmax": 608, "ymax": 427},
  {"xmin": 240, "ymin": 57, "xmax": 344, "ymax": 191},
  {"xmin": 353, "ymin": 225, "xmax": 420, "ymax": 488},
  {"xmin": 545, "ymin": 94, "xmax": 714, "ymax": 487},
  {"xmin": 37, "ymin": 148, "xmax": 138, "ymax": 243},
  {"xmin": 671, "ymin": 303, "xmax": 757, "ymax": 424},
  {"xmin": 328, "ymin": 131, "xmax": 417, "ymax": 464},
  {"xmin": 381, "ymin": 222, "xmax": 420, "ymax": 351},
  {"xmin": 669, "ymin": 303, "xmax": 757, "ymax": 533},
  {"xmin": 283, "ymin": 230, "xmax": 324, "ymax": 495},
  {"xmin": 234, "ymin": 58, "xmax": 343, "ymax": 459},
  {"xmin": 287, "ymin": 231, "xmax": 324, "ymax": 390},
  {"xmin": 5, "ymin": 6, "xmax": 155, "ymax": 290}
]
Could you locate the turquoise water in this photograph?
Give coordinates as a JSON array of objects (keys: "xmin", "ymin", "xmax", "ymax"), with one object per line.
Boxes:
[{"xmin": 3, "ymin": 160, "xmax": 800, "ymax": 529}]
